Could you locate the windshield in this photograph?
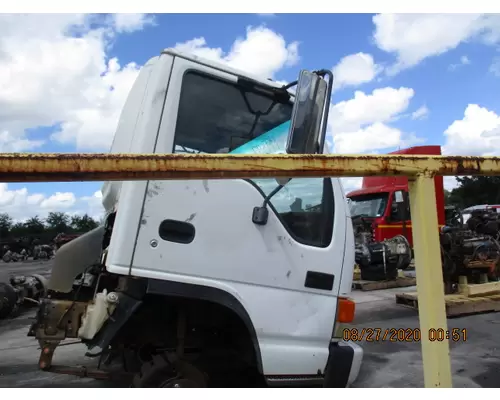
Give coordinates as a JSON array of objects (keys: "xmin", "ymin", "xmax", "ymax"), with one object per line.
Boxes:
[
  {"xmin": 349, "ymin": 193, "xmax": 389, "ymax": 218},
  {"xmin": 173, "ymin": 71, "xmax": 293, "ymax": 154}
]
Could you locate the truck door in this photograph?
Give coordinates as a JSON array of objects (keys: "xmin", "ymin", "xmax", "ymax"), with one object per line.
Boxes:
[
  {"xmin": 386, "ymin": 191, "xmax": 412, "ymax": 245},
  {"xmin": 127, "ymin": 54, "xmax": 348, "ymax": 376}
]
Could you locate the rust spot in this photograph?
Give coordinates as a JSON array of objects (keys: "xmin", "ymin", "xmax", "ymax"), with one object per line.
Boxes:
[{"xmin": 455, "ymin": 159, "xmax": 466, "ymax": 175}]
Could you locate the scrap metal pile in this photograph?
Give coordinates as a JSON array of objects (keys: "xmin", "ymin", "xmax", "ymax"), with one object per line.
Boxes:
[
  {"xmin": 352, "ymin": 215, "xmax": 412, "ymax": 281},
  {"xmin": 0, "ymin": 233, "xmax": 82, "ymax": 263},
  {"xmin": 440, "ymin": 207, "xmax": 500, "ymax": 294},
  {"xmin": 0, "ymin": 274, "xmax": 47, "ymax": 319}
]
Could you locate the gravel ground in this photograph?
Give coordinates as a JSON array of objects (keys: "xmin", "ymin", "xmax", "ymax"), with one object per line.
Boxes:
[{"xmin": 0, "ymin": 261, "xmax": 498, "ymax": 388}]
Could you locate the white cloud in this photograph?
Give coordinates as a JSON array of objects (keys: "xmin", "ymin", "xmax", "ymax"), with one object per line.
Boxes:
[
  {"xmin": 332, "ymin": 52, "xmax": 382, "ymax": 91},
  {"xmin": 173, "ymin": 25, "xmax": 300, "ymax": 79},
  {"xmin": 50, "ymin": 57, "xmax": 141, "ymax": 150},
  {"xmin": 372, "ymin": 14, "xmax": 500, "ymax": 74},
  {"xmin": 341, "ymin": 177, "xmax": 364, "ymax": 195},
  {"xmin": 490, "ymin": 56, "xmax": 500, "ymax": 77},
  {"xmin": 449, "ymin": 55, "xmax": 471, "ymax": 71},
  {"xmin": 443, "ymin": 104, "xmax": 500, "ymax": 156},
  {"xmin": 0, "ymin": 130, "xmax": 45, "ymax": 152},
  {"xmin": 324, "ymin": 87, "xmax": 425, "ymax": 188},
  {"xmin": 444, "ymin": 177, "xmax": 460, "ymax": 191},
  {"xmin": 330, "ymin": 87, "xmax": 414, "ymax": 133},
  {"xmin": 0, "ymin": 14, "xmax": 148, "ymax": 152},
  {"xmin": 411, "ymin": 105, "xmax": 429, "ymax": 120},
  {"xmin": 0, "ymin": 185, "xmax": 104, "ymax": 222},
  {"xmin": 111, "ymin": 13, "xmax": 156, "ymax": 33},
  {"xmin": 326, "ymin": 86, "xmax": 422, "ymax": 154},
  {"xmin": 40, "ymin": 192, "xmax": 76, "ymax": 210},
  {"xmin": 334, "ymin": 122, "xmax": 402, "ymax": 154}
]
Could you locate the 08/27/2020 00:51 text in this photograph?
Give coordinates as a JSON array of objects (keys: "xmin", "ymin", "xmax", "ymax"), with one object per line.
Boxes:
[{"xmin": 342, "ymin": 327, "xmax": 467, "ymax": 343}]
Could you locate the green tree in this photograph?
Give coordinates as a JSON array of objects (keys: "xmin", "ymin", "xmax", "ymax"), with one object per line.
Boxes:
[
  {"xmin": 71, "ymin": 214, "xmax": 98, "ymax": 232},
  {"xmin": 448, "ymin": 176, "xmax": 500, "ymax": 208},
  {"xmin": 10, "ymin": 222, "xmax": 28, "ymax": 236},
  {"xmin": 0, "ymin": 213, "xmax": 12, "ymax": 238},
  {"xmin": 24, "ymin": 216, "xmax": 46, "ymax": 234},
  {"xmin": 45, "ymin": 211, "xmax": 71, "ymax": 233}
]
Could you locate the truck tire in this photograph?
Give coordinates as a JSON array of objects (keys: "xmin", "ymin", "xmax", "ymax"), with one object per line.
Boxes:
[{"xmin": 131, "ymin": 354, "xmax": 206, "ymax": 388}]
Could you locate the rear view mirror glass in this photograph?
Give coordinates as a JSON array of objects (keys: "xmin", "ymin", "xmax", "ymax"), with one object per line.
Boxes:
[{"xmin": 286, "ymin": 70, "xmax": 328, "ymax": 154}]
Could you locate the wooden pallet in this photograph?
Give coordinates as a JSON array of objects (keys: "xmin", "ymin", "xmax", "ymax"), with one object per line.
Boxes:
[
  {"xmin": 395, "ymin": 292, "xmax": 500, "ymax": 317},
  {"xmin": 352, "ymin": 276, "xmax": 416, "ymax": 291},
  {"xmin": 353, "ymin": 264, "xmax": 361, "ymax": 281},
  {"xmin": 457, "ymin": 275, "xmax": 500, "ymax": 297}
]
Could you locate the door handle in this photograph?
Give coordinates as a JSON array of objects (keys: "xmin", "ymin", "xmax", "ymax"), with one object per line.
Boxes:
[{"xmin": 158, "ymin": 219, "xmax": 196, "ymax": 244}]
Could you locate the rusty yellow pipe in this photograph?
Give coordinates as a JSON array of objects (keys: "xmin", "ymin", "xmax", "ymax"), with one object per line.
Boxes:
[
  {"xmin": 409, "ymin": 174, "xmax": 452, "ymax": 388},
  {"xmin": 1, "ymin": 152, "xmax": 500, "ymax": 182}
]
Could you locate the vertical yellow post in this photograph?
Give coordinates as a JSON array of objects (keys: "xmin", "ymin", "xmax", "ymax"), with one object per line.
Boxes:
[{"xmin": 408, "ymin": 174, "xmax": 452, "ymax": 388}]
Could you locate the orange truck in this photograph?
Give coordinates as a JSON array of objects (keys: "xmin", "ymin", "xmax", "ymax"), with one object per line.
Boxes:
[{"xmin": 346, "ymin": 145, "xmax": 446, "ymax": 248}]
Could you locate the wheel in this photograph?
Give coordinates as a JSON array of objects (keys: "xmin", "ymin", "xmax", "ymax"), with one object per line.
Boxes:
[{"xmin": 131, "ymin": 354, "xmax": 207, "ymax": 388}]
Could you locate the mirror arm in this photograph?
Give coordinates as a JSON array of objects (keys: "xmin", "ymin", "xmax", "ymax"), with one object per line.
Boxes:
[
  {"xmin": 263, "ymin": 184, "xmax": 285, "ymax": 207},
  {"xmin": 282, "ymin": 80, "xmax": 298, "ymax": 91},
  {"xmin": 252, "ymin": 184, "xmax": 285, "ymax": 226}
]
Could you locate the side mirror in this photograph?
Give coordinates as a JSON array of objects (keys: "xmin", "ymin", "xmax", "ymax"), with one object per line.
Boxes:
[{"xmin": 286, "ymin": 70, "xmax": 332, "ymax": 154}]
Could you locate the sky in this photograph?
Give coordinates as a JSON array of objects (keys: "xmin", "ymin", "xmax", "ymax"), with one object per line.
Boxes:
[{"xmin": 1, "ymin": 12, "xmax": 500, "ymax": 221}]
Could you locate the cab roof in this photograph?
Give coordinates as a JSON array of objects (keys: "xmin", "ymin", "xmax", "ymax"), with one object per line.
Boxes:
[{"xmin": 162, "ymin": 48, "xmax": 293, "ymax": 93}]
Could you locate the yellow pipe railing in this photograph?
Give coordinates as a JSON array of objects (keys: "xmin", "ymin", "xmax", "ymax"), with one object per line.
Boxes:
[
  {"xmin": 0, "ymin": 152, "xmax": 500, "ymax": 182},
  {"xmin": 3, "ymin": 152, "xmax": 500, "ymax": 388}
]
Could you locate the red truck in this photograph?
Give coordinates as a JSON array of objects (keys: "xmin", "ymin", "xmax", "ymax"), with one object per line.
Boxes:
[{"xmin": 346, "ymin": 145, "xmax": 446, "ymax": 247}]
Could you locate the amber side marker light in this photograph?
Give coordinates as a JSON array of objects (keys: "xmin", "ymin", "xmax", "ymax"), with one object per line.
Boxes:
[{"xmin": 337, "ymin": 297, "xmax": 356, "ymax": 324}]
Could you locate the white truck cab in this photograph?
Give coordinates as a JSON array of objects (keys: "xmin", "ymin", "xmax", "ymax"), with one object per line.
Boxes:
[{"xmin": 29, "ymin": 48, "xmax": 362, "ymax": 388}]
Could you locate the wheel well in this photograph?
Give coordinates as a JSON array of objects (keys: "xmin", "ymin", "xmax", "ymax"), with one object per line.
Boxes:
[{"xmin": 110, "ymin": 292, "xmax": 262, "ymax": 375}]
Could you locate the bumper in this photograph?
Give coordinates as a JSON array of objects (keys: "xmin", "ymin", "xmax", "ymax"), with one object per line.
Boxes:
[{"xmin": 323, "ymin": 340, "xmax": 363, "ymax": 388}]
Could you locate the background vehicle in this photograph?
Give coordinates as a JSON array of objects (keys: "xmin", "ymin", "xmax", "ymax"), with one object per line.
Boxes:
[
  {"xmin": 347, "ymin": 145, "xmax": 446, "ymax": 247},
  {"xmin": 462, "ymin": 204, "xmax": 500, "ymax": 224},
  {"xmin": 28, "ymin": 49, "xmax": 362, "ymax": 388},
  {"xmin": 347, "ymin": 146, "xmax": 445, "ymax": 271}
]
